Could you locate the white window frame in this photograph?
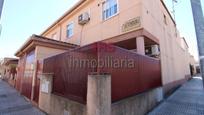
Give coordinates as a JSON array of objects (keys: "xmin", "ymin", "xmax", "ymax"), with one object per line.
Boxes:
[
  {"xmin": 66, "ymin": 22, "xmax": 74, "ymax": 38},
  {"xmin": 102, "ymin": 0, "xmax": 119, "ymax": 21}
]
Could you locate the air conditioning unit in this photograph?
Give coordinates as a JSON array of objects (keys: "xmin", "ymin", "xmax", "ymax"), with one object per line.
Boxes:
[
  {"xmin": 78, "ymin": 12, "xmax": 90, "ymax": 25},
  {"xmin": 151, "ymin": 45, "xmax": 160, "ymax": 56}
]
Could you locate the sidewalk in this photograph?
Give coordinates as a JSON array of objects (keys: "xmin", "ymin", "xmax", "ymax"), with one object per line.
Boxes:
[
  {"xmin": 0, "ymin": 80, "xmax": 45, "ymax": 115},
  {"xmin": 148, "ymin": 76, "xmax": 204, "ymax": 115}
]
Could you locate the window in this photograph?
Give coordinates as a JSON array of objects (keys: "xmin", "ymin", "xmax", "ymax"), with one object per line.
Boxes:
[
  {"xmin": 103, "ymin": 0, "xmax": 118, "ymax": 20},
  {"xmin": 67, "ymin": 23, "xmax": 74, "ymax": 38}
]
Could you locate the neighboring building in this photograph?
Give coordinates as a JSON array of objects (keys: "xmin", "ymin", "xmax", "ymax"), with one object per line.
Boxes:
[
  {"xmin": 0, "ymin": 59, "xmax": 3, "ymax": 78},
  {"xmin": 0, "ymin": 58, "xmax": 18, "ymax": 87},
  {"xmin": 196, "ymin": 62, "xmax": 201, "ymax": 74},
  {"xmin": 15, "ymin": 35, "xmax": 77, "ymax": 104},
  {"xmin": 15, "ymin": 0, "xmax": 194, "ymax": 114},
  {"xmin": 189, "ymin": 55, "xmax": 198, "ymax": 75}
]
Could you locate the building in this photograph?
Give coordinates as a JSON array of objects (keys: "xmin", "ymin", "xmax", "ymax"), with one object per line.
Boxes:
[
  {"xmin": 15, "ymin": 36, "xmax": 77, "ymax": 104},
  {"xmin": 188, "ymin": 53, "xmax": 198, "ymax": 76},
  {"xmin": 196, "ymin": 62, "xmax": 201, "ymax": 74},
  {"xmin": 0, "ymin": 59, "xmax": 3, "ymax": 78},
  {"xmin": 15, "ymin": 0, "xmax": 194, "ymax": 114},
  {"xmin": 0, "ymin": 58, "xmax": 18, "ymax": 87}
]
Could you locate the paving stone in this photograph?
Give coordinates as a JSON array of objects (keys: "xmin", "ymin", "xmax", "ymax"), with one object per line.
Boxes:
[
  {"xmin": 148, "ymin": 76, "xmax": 204, "ymax": 115},
  {"xmin": 0, "ymin": 80, "xmax": 46, "ymax": 115}
]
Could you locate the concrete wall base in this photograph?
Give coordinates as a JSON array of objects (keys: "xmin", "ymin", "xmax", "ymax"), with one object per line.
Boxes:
[
  {"xmin": 86, "ymin": 74, "xmax": 111, "ymax": 115},
  {"xmin": 49, "ymin": 94, "xmax": 86, "ymax": 115},
  {"xmin": 111, "ymin": 87, "xmax": 163, "ymax": 115},
  {"xmin": 39, "ymin": 73, "xmax": 163, "ymax": 115},
  {"xmin": 163, "ymin": 78, "xmax": 187, "ymax": 96}
]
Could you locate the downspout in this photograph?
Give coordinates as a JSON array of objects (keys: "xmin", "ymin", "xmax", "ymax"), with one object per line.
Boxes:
[
  {"xmin": 59, "ymin": 23, "xmax": 62, "ymax": 41},
  {"xmin": 79, "ymin": 25, "xmax": 84, "ymax": 46},
  {"xmin": 31, "ymin": 49, "xmax": 38, "ymax": 103}
]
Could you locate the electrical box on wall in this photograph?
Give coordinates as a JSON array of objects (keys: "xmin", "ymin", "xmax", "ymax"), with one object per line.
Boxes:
[
  {"xmin": 78, "ymin": 12, "xmax": 90, "ymax": 25},
  {"xmin": 145, "ymin": 45, "xmax": 160, "ymax": 57},
  {"xmin": 151, "ymin": 45, "xmax": 160, "ymax": 56}
]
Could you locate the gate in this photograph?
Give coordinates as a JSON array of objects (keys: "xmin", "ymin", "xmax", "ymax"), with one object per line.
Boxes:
[
  {"xmin": 33, "ymin": 60, "xmax": 43, "ymax": 103},
  {"xmin": 16, "ymin": 54, "xmax": 26, "ymax": 91},
  {"xmin": 21, "ymin": 51, "xmax": 35, "ymax": 99}
]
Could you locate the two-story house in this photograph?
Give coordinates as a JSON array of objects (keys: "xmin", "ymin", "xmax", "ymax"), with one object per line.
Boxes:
[{"xmin": 15, "ymin": 0, "xmax": 192, "ymax": 114}]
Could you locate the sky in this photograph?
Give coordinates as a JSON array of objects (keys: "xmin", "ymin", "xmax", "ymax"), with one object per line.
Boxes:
[
  {"xmin": 0, "ymin": 0, "xmax": 203, "ymax": 61},
  {"xmin": 164, "ymin": 0, "xmax": 204, "ymax": 61}
]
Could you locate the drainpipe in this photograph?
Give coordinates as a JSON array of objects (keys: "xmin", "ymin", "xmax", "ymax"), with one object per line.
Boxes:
[
  {"xmin": 59, "ymin": 23, "xmax": 62, "ymax": 41},
  {"xmin": 190, "ymin": 0, "xmax": 204, "ymax": 86},
  {"xmin": 79, "ymin": 25, "xmax": 84, "ymax": 46},
  {"xmin": 31, "ymin": 60, "xmax": 38, "ymax": 103}
]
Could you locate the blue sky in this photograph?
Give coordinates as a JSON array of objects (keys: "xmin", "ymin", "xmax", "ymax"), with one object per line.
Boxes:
[
  {"xmin": 0, "ymin": 0, "xmax": 203, "ymax": 61},
  {"xmin": 164, "ymin": 0, "xmax": 204, "ymax": 61}
]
